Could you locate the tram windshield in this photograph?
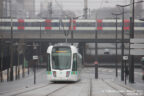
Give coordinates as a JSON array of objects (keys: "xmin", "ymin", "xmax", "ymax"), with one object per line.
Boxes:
[{"xmin": 52, "ymin": 47, "xmax": 71, "ymax": 70}]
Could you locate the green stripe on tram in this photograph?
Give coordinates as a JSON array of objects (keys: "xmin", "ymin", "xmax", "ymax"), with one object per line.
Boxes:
[
  {"xmin": 71, "ymin": 71, "xmax": 78, "ymax": 75},
  {"xmin": 47, "ymin": 71, "xmax": 52, "ymax": 75}
]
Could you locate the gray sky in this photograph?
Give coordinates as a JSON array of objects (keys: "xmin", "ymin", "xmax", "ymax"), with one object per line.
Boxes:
[{"xmin": 35, "ymin": 0, "xmax": 131, "ymax": 14}]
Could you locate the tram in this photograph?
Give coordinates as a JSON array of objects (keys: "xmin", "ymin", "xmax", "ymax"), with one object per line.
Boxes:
[{"xmin": 46, "ymin": 43, "xmax": 82, "ymax": 82}]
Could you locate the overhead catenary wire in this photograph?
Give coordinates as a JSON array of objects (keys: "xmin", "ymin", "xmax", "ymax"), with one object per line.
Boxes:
[{"xmin": 55, "ymin": 0, "xmax": 72, "ymax": 43}]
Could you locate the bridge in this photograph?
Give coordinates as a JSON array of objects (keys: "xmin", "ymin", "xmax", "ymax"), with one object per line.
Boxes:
[{"xmin": 0, "ymin": 19, "xmax": 144, "ymax": 42}]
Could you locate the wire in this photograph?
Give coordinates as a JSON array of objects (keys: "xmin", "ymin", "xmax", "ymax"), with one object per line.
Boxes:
[
  {"xmin": 55, "ymin": 0, "xmax": 72, "ymax": 42},
  {"xmin": 99, "ymin": 0, "xmax": 104, "ymax": 9},
  {"xmin": 95, "ymin": 0, "xmax": 104, "ymax": 19},
  {"xmin": 55, "ymin": 0, "xmax": 71, "ymax": 18}
]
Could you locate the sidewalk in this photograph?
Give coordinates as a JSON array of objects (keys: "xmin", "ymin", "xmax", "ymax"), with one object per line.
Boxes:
[
  {"xmin": 91, "ymin": 78, "xmax": 144, "ymax": 96},
  {"xmin": 114, "ymin": 74, "xmax": 144, "ymax": 91},
  {"xmin": 0, "ymin": 68, "xmax": 47, "ymax": 94}
]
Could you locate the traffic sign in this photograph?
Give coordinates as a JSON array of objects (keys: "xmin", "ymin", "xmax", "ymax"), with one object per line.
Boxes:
[
  {"xmin": 123, "ymin": 56, "xmax": 128, "ymax": 60},
  {"xmin": 33, "ymin": 55, "xmax": 38, "ymax": 60},
  {"xmin": 130, "ymin": 38, "xmax": 144, "ymax": 44},
  {"xmin": 130, "ymin": 49, "xmax": 144, "ymax": 55},
  {"xmin": 130, "ymin": 44, "xmax": 144, "ymax": 49}
]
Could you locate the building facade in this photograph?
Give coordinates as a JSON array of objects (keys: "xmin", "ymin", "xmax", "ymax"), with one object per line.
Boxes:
[{"xmin": 1, "ymin": 0, "xmax": 35, "ymax": 18}]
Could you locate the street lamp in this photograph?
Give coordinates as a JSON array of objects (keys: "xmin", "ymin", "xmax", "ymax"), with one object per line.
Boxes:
[
  {"xmin": 9, "ymin": 0, "xmax": 14, "ymax": 81},
  {"xmin": 116, "ymin": 5, "xmax": 125, "ymax": 81},
  {"xmin": 95, "ymin": 18, "xmax": 98, "ymax": 79},
  {"xmin": 70, "ymin": 15, "xmax": 85, "ymax": 45},
  {"xmin": 61, "ymin": 15, "xmax": 84, "ymax": 44},
  {"xmin": 32, "ymin": 42, "xmax": 39, "ymax": 84},
  {"xmin": 0, "ymin": 37, "xmax": 4, "ymax": 82},
  {"xmin": 112, "ymin": 13, "xmax": 122, "ymax": 77},
  {"xmin": 117, "ymin": 0, "xmax": 144, "ymax": 83},
  {"xmin": 39, "ymin": 18, "xmax": 42, "ymax": 66}
]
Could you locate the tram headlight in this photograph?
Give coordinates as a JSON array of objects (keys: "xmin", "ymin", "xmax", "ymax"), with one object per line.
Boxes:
[
  {"xmin": 53, "ymin": 71, "xmax": 56, "ymax": 77},
  {"xmin": 66, "ymin": 71, "xmax": 70, "ymax": 77}
]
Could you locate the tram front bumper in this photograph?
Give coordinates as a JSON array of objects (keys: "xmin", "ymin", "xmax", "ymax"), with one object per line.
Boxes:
[{"xmin": 47, "ymin": 75, "xmax": 78, "ymax": 81}]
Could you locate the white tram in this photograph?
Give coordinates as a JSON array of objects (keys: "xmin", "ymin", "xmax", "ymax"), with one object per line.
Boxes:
[{"xmin": 46, "ymin": 43, "xmax": 82, "ymax": 82}]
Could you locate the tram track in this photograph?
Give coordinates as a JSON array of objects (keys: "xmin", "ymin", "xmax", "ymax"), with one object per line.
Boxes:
[
  {"xmin": 45, "ymin": 84, "xmax": 70, "ymax": 96},
  {"xmin": 3, "ymin": 68, "xmax": 87, "ymax": 96},
  {"xmin": 85, "ymin": 67, "xmax": 93, "ymax": 96},
  {"xmin": 9, "ymin": 83, "xmax": 71, "ymax": 96},
  {"xmin": 101, "ymin": 78, "xmax": 128, "ymax": 96},
  {"xmin": 45, "ymin": 80, "xmax": 86, "ymax": 96},
  {"xmin": 10, "ymin": 83, "xmax": 51, "ymax": 96}
]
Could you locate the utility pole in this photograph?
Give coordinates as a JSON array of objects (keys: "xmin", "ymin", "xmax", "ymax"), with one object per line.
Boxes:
[
  {"xmin": 117, "ymin": 0, "xmax": 144, "ymax": 83},
  {"xmin": 9, "ymin": 0, "xmax": 14, "ymax": 81},
  {"xmin": 70, "ymin": 18, "xmax": 73, "ymax": 45},
  {"xmin": 84, "ymin": 0, "xmax": 88, "ymax": 19},
  {"xmin": 112, "ymin": 13, "xmax": 121, "ymax": 77},
  {"xmin": 0, "ymin": 36, "xmax": 4, "ymax": 82},
  {"xmin": 129, "ymin": 0, "xmax": 135, "ymax": 83},
  {"xmin": 115, "ymin": 15, "xmax": 118, "ymax": 77},
  {"xmin": 0, "ymin": 17, "xmax": 3, "ymax": 82},
  {"xmin": 116, "ymin": 4, "xmax": 126, "ymax": 81},
  {"xmin": 39, "ymin": 19, "xmax": 42, "ymax": 67},
  {"xmin": 33, "ymin": 42, "xmax": 38, "ymax": 84},
  {"xmin": 95, "ymin": 18, "xmax": 98, "ymax": 79},
  {"xmin": 121, "ymin": 7, "xmax": 125, "ymax": 81}
]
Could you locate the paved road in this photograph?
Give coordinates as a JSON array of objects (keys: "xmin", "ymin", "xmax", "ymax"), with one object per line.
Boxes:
[{"xmin": 0, "ymin": 67, "xmax": 143, "ymax": 96}]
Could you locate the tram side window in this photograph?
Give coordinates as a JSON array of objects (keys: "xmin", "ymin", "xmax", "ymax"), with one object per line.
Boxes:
[
  {"xmin": 72, "ymin": 53, "xmax": 77, "ymax": 71},
  {"xmin": 47, "ymin": 53, "xmax": 51, "ymax": 71}
]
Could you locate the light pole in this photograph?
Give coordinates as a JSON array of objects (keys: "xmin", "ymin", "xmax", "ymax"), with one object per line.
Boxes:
[
  {"xmin": 63, "ymin": 15, "xmax": 84, "ymax": 44},
  {"xmin": 129, "ymin": 0, "xmax": 135, "ymax": 84},
  {"xmin": 95, "ymin": 19, "xmax": 98, "ymax": 79},
  {"xmin": 32, "ymin": 42, "xmax": 39, "ymax": 84},
  {"xmin": 70, "ymin": 17, "xmax": 74, "ymax": 45},
  {"xmin": 112, "ymin": 13, "xmax": 122, "ymax": 77},
  {"xmin": 39, "ymin": 18, "xmax": 42, "ymax": 66},
  {"xmin": 117, "ymin": 0, "xmax": 144, "ymax": 83},
  {"xmin": 0, "ymin": 17, "xmax": 4, "ymax": 82},
  {"xmin": 0, "ymin": 36, "xmax": 4, "ymax": 82},
  {"xmin": 116, "ymin": 5, "xmax": 126, "ymax": 81},
  {"xmin": 9, "ymin": 0, "xmax": 14, "ymax": 81},
  {"xmin": 14, "ymin": 42, "xmax": 18, "ymax": 80}
]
